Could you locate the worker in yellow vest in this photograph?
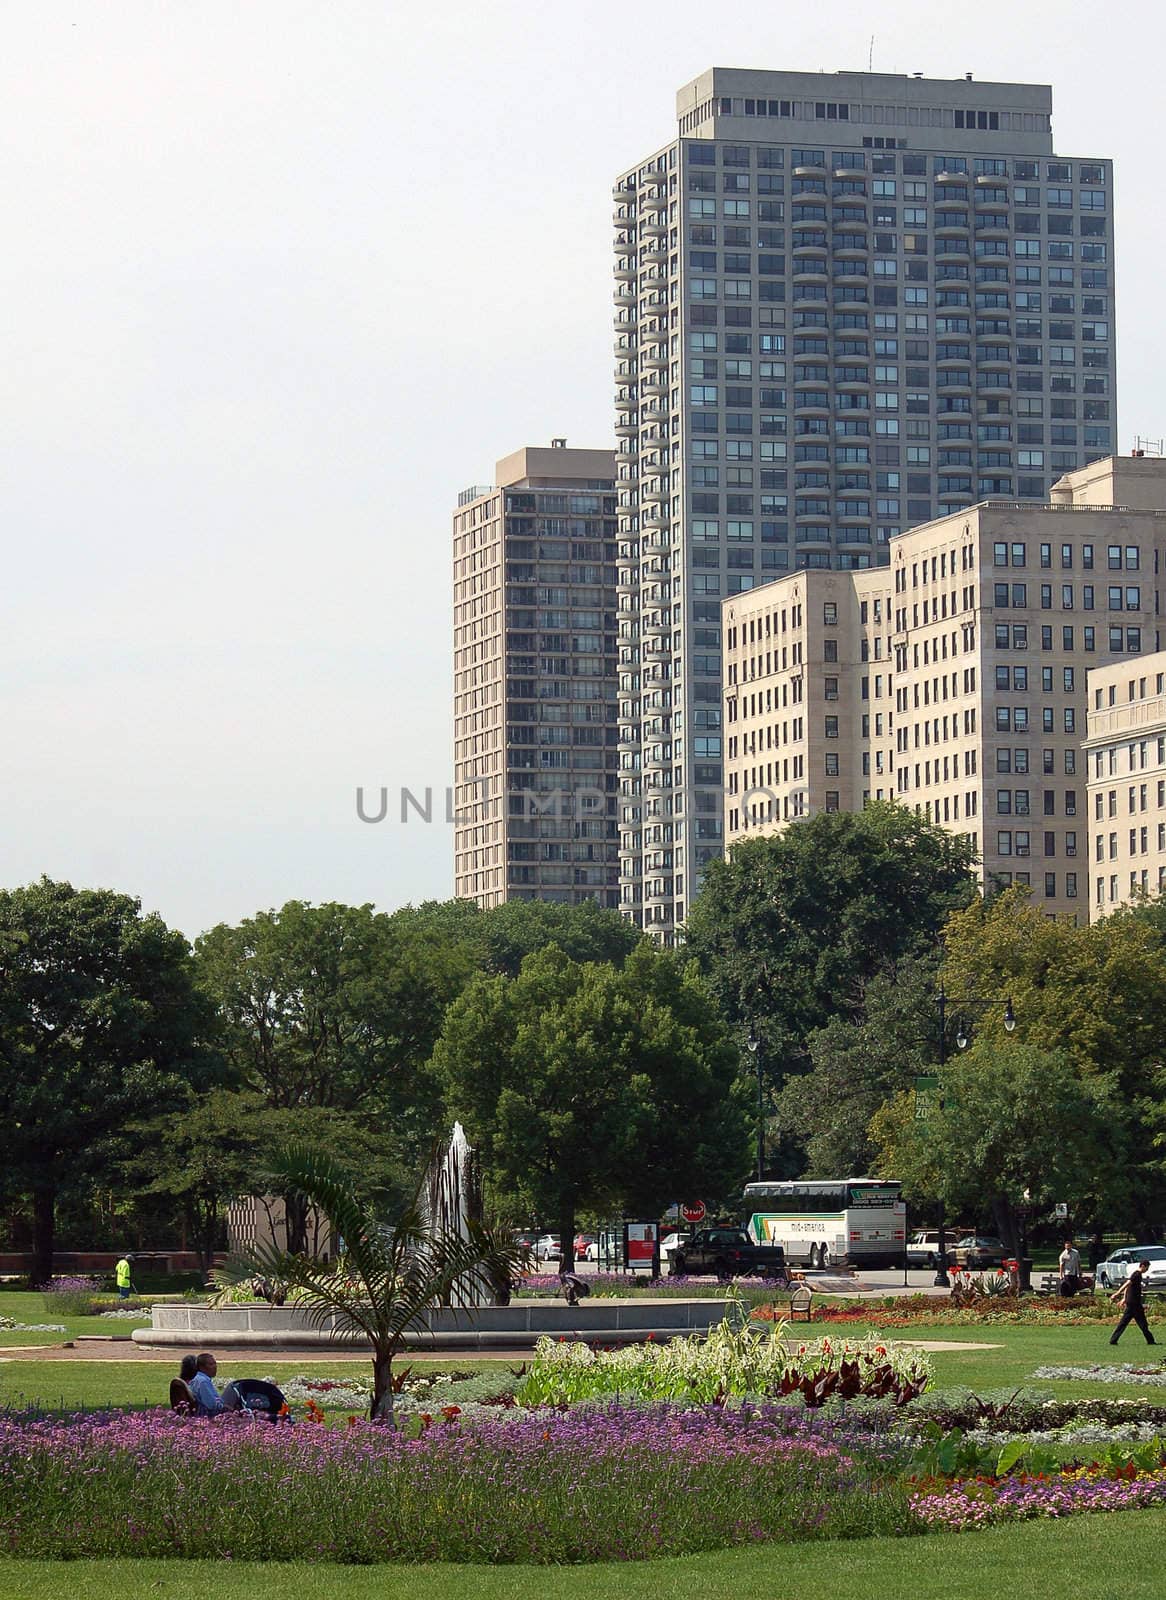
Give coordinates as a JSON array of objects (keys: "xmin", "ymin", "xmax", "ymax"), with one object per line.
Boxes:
[{"xmin": 115, "ymin": 1254, "xmax": 133, "ymax": 1300}]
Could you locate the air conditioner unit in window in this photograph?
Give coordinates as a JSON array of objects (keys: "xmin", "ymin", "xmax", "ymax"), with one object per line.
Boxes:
[
  {"xmin": 1066, "ymin": 846, "xmax": 1077, "ymax": 856},
  {"xmin": 1016, "ymin": 846, "xmax": 1030, "ymax": 856}
]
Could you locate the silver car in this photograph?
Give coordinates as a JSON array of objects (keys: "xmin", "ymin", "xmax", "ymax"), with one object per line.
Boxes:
[{"xmin": 1095, "ymin": 1246, "xmax": 1166, "ymax": 1291}]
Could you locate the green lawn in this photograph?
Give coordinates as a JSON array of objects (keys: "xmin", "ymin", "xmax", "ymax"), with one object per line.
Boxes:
[
  {"xmin": 3, "ymin": 1320, "xmax": 1164, "ymax": 1411},
  {"xmin": 0, "ymin": 1511, "xmax": 1164, "ymax": 1600},
  {"xmin": 0, "ymin": 1289, "xmax": 164, "ymax": 1349}
]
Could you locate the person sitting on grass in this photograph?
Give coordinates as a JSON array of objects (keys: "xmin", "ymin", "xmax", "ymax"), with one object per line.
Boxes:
[{"xmin": 188, "ymin": 1351, "xmax": 229, "ymax": 1415}]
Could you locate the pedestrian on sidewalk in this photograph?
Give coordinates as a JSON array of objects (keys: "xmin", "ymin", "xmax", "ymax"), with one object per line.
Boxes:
[{"xmin": 1110, "ymin": 1259, "xmax": 1157, "ymax": 1347}]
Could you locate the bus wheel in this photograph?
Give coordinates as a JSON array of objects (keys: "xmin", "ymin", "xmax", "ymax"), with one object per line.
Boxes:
[
  {"xmin": 808, "ymin": 1245, "xmax": 820, "ymax": 1269},
  {"xmin": 819, "ymin": 1246, "xmax": 831, "ymax": 1270}
]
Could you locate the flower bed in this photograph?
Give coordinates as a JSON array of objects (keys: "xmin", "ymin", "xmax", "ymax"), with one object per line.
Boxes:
[
  {"xmin": 913, "ymin": 1469, "xmax": 1166, "ymax": 1530},
  {"xmin": 0, "ymin": 1404, "xmax": 917, "ymax": 1561},
  {"xmin": 751, "ymin": 1293, "xmax": 1132, "ymax": 1328},
  {"xmin": 1033, "ymin": 1363, "xmax": 1166, "ymax": 1386},
  {"xmin": 0, "ymin": 1317, "xmax": 66, "ymax": 1333},
  {"xmin": 515, "ymin": 1324, "xmax": 931, "ymax": 1408}
]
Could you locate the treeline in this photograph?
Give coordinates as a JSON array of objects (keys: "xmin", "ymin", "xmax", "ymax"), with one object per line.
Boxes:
[{"xmin": 3, "ymin": 803, "xmax": 1165, "ymax": 1281}]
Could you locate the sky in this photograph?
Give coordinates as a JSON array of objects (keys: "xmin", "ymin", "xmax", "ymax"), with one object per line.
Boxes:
[{"xmin": 1, "ymin": 0, "xmax": 1163, "ymax": 941}]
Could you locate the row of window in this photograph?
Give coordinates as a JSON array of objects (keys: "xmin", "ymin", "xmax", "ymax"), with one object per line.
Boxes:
[{"xmin": 993, "ymin": 583, "xmax": 1142, "ymax": 611}]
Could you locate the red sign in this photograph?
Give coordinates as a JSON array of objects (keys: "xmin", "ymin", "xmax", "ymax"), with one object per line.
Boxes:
[{"xmin": 680, "ymin": 1201, "xmax": 707, "ymax": 1224}]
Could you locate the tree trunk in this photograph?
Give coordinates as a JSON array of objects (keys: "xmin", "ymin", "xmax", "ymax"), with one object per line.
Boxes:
[
  {"xmin": 991, "ymin": 1195, "xmax": 1020, "ymax": 1262},
  {"xmin": 29, "ymin": 1181, "xmax": 56, "ymax": 1288},
  {"xmin": 558, "ymin": 1205, "xmax": 576, "ymax": 1274},
  {"xmin": 370, "ymin": 1348, "xmax": 395, "ymax": 1424},
  {"xmin": 284, "ymin": 1192, "xmax": 309, "ymax": 1255}
]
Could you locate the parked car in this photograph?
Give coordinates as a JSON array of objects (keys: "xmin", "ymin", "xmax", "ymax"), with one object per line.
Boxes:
[
  {"xmin": 669, "ymin": 1229, "xmax": 786, "ymax": 1282},
  {"xmin": 952, "ymin": 1235, "xmax": 1008, "ymax": 1270},
  {"xmin": 1096, "ymin": 1246, "xmax": 1166, "ymax": 1292},
  {"xmin": 534, "ymin": 1234, "xmax": 561, "ymax": 1263},
  {"xmin": 660, "ymin": 1231, "xmax": 685, "ymax": 1270},
  {"xmin": 572, "ymin": 1233, "xmax": 597, "ymax": 1261},
  {"xmin": 905, "ymin": 1231, "xmax": 941, "ymax": 1268},
  {"xmin": 906, "ymin": 1229, "xmax": 972, "ymax": 1267}
]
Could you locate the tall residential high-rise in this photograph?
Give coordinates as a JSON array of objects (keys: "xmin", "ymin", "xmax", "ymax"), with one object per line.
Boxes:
[
  {"xmin": 614, "ymin": 67, "xmax": 1115, "ymax": 940},
  {"xmin": 721, "ymin": 455, "xmax": 1165, "ymax": 921},
  {"xmin": 452, "ymin": 442, "xmax": 620, "ymax": 908}
]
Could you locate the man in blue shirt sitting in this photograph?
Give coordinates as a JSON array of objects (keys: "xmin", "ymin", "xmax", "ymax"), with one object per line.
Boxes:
[{"xmin": 189, "ymin": 1352, "xmax": 228, "ymax": 1415}]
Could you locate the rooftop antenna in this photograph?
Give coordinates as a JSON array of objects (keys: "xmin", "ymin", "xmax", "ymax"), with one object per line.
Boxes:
[
  {"xmin": 868, "ymin": 35, "xmax": 874, "ymax": 71},
  {"xmin": 1133, "ymin": 436, "xmax": 1164, "ymax": 458}
]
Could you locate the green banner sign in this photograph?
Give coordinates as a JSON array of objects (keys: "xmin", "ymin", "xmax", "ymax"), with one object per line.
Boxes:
[{"xmin": 914, "ymin": 1075, "xmax": 940, "ymax": 1122}]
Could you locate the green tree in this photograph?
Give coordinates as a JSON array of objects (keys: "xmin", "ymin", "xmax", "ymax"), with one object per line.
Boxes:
[
  {"xmin": 431, "ymin": 943, "xmax": 750, "ymax": 1270},
  {"xmin": 683, "ymin": 803, "xmax": 976, "ymax": 1094},
  {"xmin": 775, "ymin": 954, "xmax": 939, "ymax": 1179},
  {"xmin": 0, "ymin": 878, "xmax": 217, "ymax": 1284},
  {"xmin": 473, "ymin": 898, "xmax": 644, "ymax": 978},
  {"xmin": 213, "ymin": 1147, "xmax": 520, "ymax": 1421},
  {"xmin": 125, "ymin": 1090, "xmax": 412, "ymax": 1272},
  {"xmin": 193, "ymin": 899, "xmax": 474, "ymax": 1239},
  {"xmin": 939, "ymin": 889, "xmax": 1166, "ymax": 1232},
  {"xmin": 869, "ymin": 1041, "xmax": 1121, "ymax": 1258}
]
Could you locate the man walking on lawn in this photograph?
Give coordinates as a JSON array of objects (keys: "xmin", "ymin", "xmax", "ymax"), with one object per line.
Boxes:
[{"xmin": 1110, "ymin": 1258, "xmax": 1157, "ymax": 1346}]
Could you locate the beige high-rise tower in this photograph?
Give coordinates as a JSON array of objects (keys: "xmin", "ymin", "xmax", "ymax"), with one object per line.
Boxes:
[
  {"xmin": 614, "ymin": 66, "xmax": 1115, "ymax": 940},
  {"xmin": 452, "ymin": 443, "xmax": 620, "ymax": 908},
  {"xmin": 722, "ymin": 456, "xmax": 1166, "ymax": 918}
]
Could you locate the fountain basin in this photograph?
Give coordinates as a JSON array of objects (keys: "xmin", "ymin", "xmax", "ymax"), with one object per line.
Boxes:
[{"xmin": 132, "ymin": 1297, "xmax": 735, "ymax": 1350}]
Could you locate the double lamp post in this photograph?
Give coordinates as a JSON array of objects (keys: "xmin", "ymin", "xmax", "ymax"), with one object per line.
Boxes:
[{"xmin": 929, "ymin": 983, "xmax": 1016, "ymax": 1287}]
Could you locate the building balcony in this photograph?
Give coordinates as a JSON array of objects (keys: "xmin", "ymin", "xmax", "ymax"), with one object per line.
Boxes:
[
  {"xmin": 641, "ymin": 348, "xmax": 667, "ymax": 371},
  {"xmin": 640, "ymin": 240, "xmax": 667, "ymax": 261},
  {"xmin": 641, "ymin": 190, "xmax": 667, "ymax": 212},
  {"xmin": 936, "ymin": 170, "xmax": 970, "ymax": 185},
  {"xmin": 793, "ymin": 161, "xmax": 827, "ymax": 177},
  {"xmin": 614, "ymin": 261, "xmax": 636, "ymax": 282},
  {"xmin": 615, "ymin": 390, "xmax": 636, "ymax": 411},
  {"xmin": 641, "ymin": 506, "xmax": 668, "ymax": 527},
  {"xmin": 612, "ymin": 179, "xmax": 636, "ymax": 202},
  {"xmin": 642, "ymin": 170, "xmax": 667, "ymax": 191},
  {"xmin": 613, "ymin": 231, "xmax": 636, "ymax": 254},
  {"xmin": 615, "ymin": 417, "xmax": 639, "ymax": 437},
  {"xmin": 614, "ymin": 285, "xmax": 635, "ymax": 305},
  {"xmin": 831, "ymin": 242, "xmax": 869, "ymax": 258},
  {"xmin": 640, "ymin": 219, "xmax": 666, "ymax": 240}
]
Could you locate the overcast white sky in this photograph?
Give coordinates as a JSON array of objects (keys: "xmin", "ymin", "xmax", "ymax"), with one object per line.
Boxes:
[{"xmin": 1, "ymin": 0, "xmax": 1162, "ymax": 939}]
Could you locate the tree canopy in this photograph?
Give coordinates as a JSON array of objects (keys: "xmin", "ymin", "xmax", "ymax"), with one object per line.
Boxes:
[
  {"xmin": 683, "ymin": 803, "xmax": 976, "ymax": 1082},
  {"xmin": 0, "ymin": 878, "xmax": 218, "ymax": 1282},
  {"xmin": 869, "ymin": 1040, "xmax": 1121, "ymax": 1258},
  {"xmin": 430, "ymin": 943, "xmax": 750, "ymax": 1268}
]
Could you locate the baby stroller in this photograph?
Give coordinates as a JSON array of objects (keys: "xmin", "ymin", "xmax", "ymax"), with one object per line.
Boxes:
[{"xmin": 222, "ymin": 1378, "xmax": 290, "ymax": 1422}]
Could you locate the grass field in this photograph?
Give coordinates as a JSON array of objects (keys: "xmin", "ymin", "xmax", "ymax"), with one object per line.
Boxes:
[
  {"xmin": 0, "ymin": 1511, "xmax": 1164, "ymax": 1600},
  {"xmin": 4, "ymin": 1309, "xmax": 1166, "ymax": 1595},
  {"xmin": 3, "ymin": 1320, "xmax": 1163, "ymax": 1411}
]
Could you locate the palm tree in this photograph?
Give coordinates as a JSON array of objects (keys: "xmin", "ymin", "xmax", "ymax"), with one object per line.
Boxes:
[{"xmin": 212, "ymin": 1145, "xmax": 521, "ymax": 1421}]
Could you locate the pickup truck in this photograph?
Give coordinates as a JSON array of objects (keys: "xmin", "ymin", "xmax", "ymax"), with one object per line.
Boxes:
[{"xmin": 668, "ymin": 1228, "xmax": 787, "ymax": 1281}]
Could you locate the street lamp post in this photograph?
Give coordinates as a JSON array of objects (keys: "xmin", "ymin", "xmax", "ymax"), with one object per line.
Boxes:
[
  {"xmin": 931, "ymin": 985, "xmax": 1016, "ymax": 1289},
  {"xmin": 747, "ymin": 1036, "xmax": 763, "ymax": 1182}
]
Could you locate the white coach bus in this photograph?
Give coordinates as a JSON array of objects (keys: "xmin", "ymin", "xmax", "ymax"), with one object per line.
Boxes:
[{"xmin": 742, "ymin": 1178, "xmax": 906, "ymax": 1269}]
